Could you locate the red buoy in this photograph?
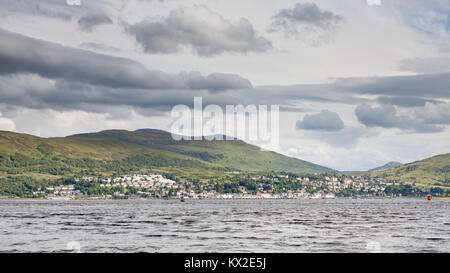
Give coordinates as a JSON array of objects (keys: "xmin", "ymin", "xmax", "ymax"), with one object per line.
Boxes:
[{"xmin": 427, "ymin": 195, "xmax": 432, "ymax": 201}]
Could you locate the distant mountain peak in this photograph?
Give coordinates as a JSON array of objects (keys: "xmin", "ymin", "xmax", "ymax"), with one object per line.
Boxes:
[{"xmin": 368, "ymin": 161, "xmax": 402, "ymax": 172}]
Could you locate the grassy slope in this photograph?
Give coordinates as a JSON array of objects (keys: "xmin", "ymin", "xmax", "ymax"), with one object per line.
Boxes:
[
  {"xmin": 70, "ymin": 130, "xmax": 334, "ymax": 173},
  {"xmin": 0, "ymin": 130, "xmax": 208, "ymax": 161},
  {"xmin": 0, "ymin": 130, "xmax": 216, "ymax": 179},
  {"xmin": 368, "ymin": 153, "xmax": 450, "ymax": 188}
]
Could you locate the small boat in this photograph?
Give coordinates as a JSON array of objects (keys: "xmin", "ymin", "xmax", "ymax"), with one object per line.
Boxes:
[{"xmin": 180, "ymin": 197, "xmax": 185, "ymax": 202}]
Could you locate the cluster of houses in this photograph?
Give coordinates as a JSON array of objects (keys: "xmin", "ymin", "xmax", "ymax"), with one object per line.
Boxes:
[
  {"xmin": 40, "ymin": 185, "xmax": 83, "ymax": 200},
  {"xmin": 32, "ymin": 172, "xmax": 399, "ymax": 200},
  {"xmin": 295, "ymin": 175, "xmax": 392, "ymax": 194},
  {"xmin": 95, "ymin": 174, "xmax": 177, "ymax": 190}
]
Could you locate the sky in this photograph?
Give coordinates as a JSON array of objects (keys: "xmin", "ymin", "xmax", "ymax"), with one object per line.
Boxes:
[{"xmin": 0, "ymin": 0, "xmax": 449, "ymax": 171}]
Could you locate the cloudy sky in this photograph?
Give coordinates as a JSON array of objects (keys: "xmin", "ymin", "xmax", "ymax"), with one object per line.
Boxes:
[{"xmin": 0, "ymin": 0, "xmax": 450, "ymax": 171}]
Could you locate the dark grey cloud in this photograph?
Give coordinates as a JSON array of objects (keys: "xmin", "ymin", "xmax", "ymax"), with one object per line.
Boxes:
[
  {"xmin": 0, "ymin": 73, "xmax": 261, "ymax": 114},
  {"xmin": 0, "ymin": 74, "xmax": 186, "ymax": 113},
  {"xmin": 0, "ymin": 72, "xmax": 320, "ymax": 115},
  {"xmin": 0, "ymin": 28, "xmax": 252, "ymax": 92},
  {"xmin": 250, "ymin": 72, "xmax": 450, "ymax": 104},
  {"xmin": 335, "ymin": 73, "xmax": 450, "ymax": 99},
  {"xmin": 267, "ymin": 72, "xmax": 450, "ymax": 104},
  {"xmin": 254, "ymin": 84, "xmax": 369, "ymax": 105},
  {"xmin": 125, "ymin": 5, "xmax": 272, "ymax": 56},
  {"xmin": 78, "ymin": 14, "xmax": 113, "ymax": 32},
  {"xmin": 0, "ymin": 28, "xmax": 178, "ymax": 90},
  {"xmin": 296, "ymin": 110, "xmax": 344, "ymax": 132},
  {"xmin": 355, "ymin": 104, "xmax": 443, "ymax": 133},
  {"xmin": 269, "ymin": 2, "xmax": 343, "ymax": 43},
  {"xmin": 5, "ymin": 33, "xmax": 450, "ymax": 124},
  {"xmin": 272, "ymin": 3, "xmax": 343, "ymax": 30},
  {"xmin": 376, "ymin": 96, "xmax": 441, "ymax": 107},
  {"xmin": 355, "ymin": 104, "xmax": 400, "ymax": 128},
  {"xmin": 1, "ymin": 28, "xmax": 449, "ymax": 133}
]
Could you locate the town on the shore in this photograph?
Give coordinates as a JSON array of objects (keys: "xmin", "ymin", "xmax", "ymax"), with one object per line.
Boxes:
[{"xmin": 14, "ymin": 171, "xmax": 444, "ymax": 200}]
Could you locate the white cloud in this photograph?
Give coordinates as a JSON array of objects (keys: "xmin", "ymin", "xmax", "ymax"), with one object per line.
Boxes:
[
  {"xmin": 0, "ymin": 113, "xmax": 16, "ymax": 132},
  {"xmin": 415, "ymin": 102, "xmax": 450, "ymax": 124}
]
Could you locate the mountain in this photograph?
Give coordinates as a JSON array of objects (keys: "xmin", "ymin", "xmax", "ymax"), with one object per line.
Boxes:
[
  {"xmin": 0, "ymin": 129, "xmax": 334, "ymax": 181},
  {"xmin": 368, "ymin": 161, "xmax": 402, "ymax": 172},
  {"xmin": 369, "ymin": 154, "xmax": 450, "ymax": 188},
  {"xmin": 0, "ymin": 130, "xmax": 217, "ymax": 179},
  {"xmin": 342, "ymin": 161, "xmax": 403, "ymax": 173},
  {"xmin": 69, "ymin": 129, "xmax": 334, "ymax": 173}
]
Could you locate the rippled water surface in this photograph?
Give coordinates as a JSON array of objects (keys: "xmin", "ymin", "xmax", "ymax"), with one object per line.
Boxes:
[{"xmin": 0, "ymin": 199, "xmax": 449, "ymax": 252}]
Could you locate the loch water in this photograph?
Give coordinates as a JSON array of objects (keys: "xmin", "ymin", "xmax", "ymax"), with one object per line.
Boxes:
[{"xmin": 0, "ymin": 198, "xmax": 448, "ymax": 252}]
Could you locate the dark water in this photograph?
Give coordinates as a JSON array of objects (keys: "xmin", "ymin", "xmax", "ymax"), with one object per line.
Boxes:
[{"xmin": 0, "ymin": 199, "xmax": 448, "ymax": 253}]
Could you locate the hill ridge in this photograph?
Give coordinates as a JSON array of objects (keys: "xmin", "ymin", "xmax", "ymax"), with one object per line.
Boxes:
[
  {"xmin": 68, "ymin": 129, "xmax": 334, "ymax": 173},
  {"xmin": 1, "ymin": 129, "xmax": 334, "ymax": 174}
]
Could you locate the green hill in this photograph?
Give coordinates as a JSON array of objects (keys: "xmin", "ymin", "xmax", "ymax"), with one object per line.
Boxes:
[
  {"xmin": 0, "ymin": 129, "xmax": 333, "ymax": 181},
  {"xmin": 0, "ymin": 130, "xmax": 222, "ymax": 179},
  {"xmin": 69, "ymin": 129, "xmax": 333, "ymax": 173},
  {"xmin": 368, "ymin": 154, "xmax": 450, "ymax": 188}
]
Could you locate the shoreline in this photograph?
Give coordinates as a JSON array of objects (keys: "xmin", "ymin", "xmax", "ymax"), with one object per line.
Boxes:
[{"xmin": 0, "ymin": 196, "xmax": 448, "ymax": 202}]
